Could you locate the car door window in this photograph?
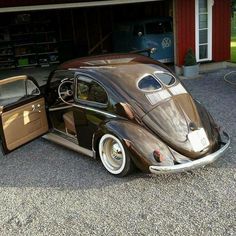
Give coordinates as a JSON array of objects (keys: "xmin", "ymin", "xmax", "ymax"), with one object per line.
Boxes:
[
  {"xmin": 77, "ymin": 76, "xmax": 108, "ymax": 106},
  {"xmin": 0, "ymin": 76, "xmax": 40, "ymax": 106},
  {"xmin": 26, "ymin": 80, "xmax": 40, "ymax": 95},
  {"xmin": 146, "ymin": 21, "xmax": 172, "ymax": 34}
]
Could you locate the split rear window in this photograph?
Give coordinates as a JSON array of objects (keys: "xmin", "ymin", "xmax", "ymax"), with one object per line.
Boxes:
[
  {"xmin": 138, "ymin": 75, "xmax": 161, "ymax": 92},
  {"xmin": 155, "ymin": 73, "xmax": 176, "ymax": 86}
]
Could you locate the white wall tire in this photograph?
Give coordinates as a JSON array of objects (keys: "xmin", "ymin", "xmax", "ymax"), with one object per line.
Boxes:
[{"xmin": 99, "ymin": 134, "xmax": 132, "ymax": 176}]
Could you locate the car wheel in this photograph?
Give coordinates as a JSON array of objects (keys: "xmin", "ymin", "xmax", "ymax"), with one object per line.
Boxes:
[{"xmin": 99, "ymin": 134, "xmax": 133, "ymax": 177}]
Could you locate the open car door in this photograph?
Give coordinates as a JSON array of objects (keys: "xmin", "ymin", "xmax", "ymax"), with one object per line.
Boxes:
[{"xmin": 0, "ymin": 75, "xmax": 49, "ymax": 154}]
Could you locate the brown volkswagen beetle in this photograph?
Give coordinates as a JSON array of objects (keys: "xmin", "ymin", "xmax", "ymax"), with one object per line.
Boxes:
[{"xmin": 0, "ymin": 54, "xmax": 230, "ymax": 176}]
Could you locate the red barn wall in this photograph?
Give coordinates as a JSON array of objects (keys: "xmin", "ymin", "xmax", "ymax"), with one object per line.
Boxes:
[
  {"xmin": 174, "ymin": 0, "xmax": 195, "ymax": 66},
  {"xmin": 175, "ymin": 0, "xmax": 231, "ymax": 66},
  {"xmin": 212, "ymin": 0, "xmax": 231, "ymax": 62}
]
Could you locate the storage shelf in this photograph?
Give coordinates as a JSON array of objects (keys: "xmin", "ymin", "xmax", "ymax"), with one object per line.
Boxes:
[
  {"xmin": 0, "ymin": 53, "xmax": 14, "ymax": 56},
  {"xmin": 50, "ymin": 61, "xmax": 60, "ymax": 64},
  {"xmin": 17, "ymin": 63, "xmax": 38, "ymax": 68},
  {"xmin": 0, "ymin": 46, "xmax": 12, "ymax": 50},
  {"xmin": 36, "ymin": 41, "xmax": 57, "ymax": 45},
  {"xmin": 38, "ymin": 51, "xmax": 58, "ymax": 55},
  {"xmin": 10, "ymin": 21, "xmax": 50, "ymax": 26},
  {"xmin": 0, "ymin": 41, "xmax": 12, "ymax": 43},
  {"xmin": 35, "ymin": 31, "xmax": 55, "ymax": 34},
  {"xmin": 12, "ymin": 31, "xmax": 56, "ymax": 37},
  {"xmin": 15, "ymin": 53, "xmax": 37, "ymax": 57},
  {"xmin": 1, "ymin": 16, "xmax": 59, "ymax": 69},
  {"xmin": 14, "ymin": 43, "xmax": 35, "ymax": 47},
  {"xmin": 0, "ymin": 60, "xmax": 15, "ymax": 63},
  {"xmin": 12, "ymin": 32, "xmax": 34, "ymax": 37}
]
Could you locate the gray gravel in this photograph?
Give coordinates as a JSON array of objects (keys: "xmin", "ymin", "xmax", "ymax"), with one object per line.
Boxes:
[{"xmin": 0, "ymin": 68, "xmax": 235, "ymax": 236}]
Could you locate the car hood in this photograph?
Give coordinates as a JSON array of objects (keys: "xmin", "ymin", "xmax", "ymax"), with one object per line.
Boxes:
[{"xmin": 142, "ymin": 93, "xmax": 220, "ymax": 159}]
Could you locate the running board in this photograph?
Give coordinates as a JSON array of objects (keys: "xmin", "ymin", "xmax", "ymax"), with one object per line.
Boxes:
[{"xmin": 43, "ymin": 133, "xmax": 94, "ymax": 158}]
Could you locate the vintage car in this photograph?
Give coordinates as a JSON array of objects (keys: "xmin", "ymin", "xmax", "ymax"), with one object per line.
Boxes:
[
  {"xmin": 0, "ymin": 54, "xmax": 230, "ymax": 177},
  {"xmin": 113, "ymin": 17, "xmax": 174, "ymax": 63}
]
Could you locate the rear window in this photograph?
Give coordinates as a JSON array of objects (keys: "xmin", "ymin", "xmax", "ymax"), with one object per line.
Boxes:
[
  {"xmin": 138, "ymin": 75, "xmax": 161, "ymax": 92},
  {"xmin": 146, "ymin": 21, "xmax": 172, "ymax": 34},
  {"xmin": 155, "ymin": 73, "xmax": 176, "ymax": 86}
]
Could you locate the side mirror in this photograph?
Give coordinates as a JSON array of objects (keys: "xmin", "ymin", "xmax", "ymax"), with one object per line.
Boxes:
[{"xmin": 138, "ymin": 31, "xmax": 143, "ymax": 37}]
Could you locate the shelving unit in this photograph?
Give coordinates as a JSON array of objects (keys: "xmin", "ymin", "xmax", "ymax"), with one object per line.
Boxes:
[
  {"xmin": 0, "ymin": 14, "xmax": 60, "ymax": 69},
  {"xmin": 0, "ymin": 27, "xmax": 15, "ymax": 69}
]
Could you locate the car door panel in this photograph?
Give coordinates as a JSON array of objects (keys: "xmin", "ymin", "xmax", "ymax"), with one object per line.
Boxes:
[{"xmin": 1, "ymin": 97, "xmax": 48, "ymax": 152}]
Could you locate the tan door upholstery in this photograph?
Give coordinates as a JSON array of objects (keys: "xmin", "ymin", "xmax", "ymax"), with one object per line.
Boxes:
[
  {"xmin": 2, "ymin": 97, "xmax": 48, "ymax": 151},
  {"xmin": 63, "ymin": 111, "xmax": 76, "ymax": 135}
]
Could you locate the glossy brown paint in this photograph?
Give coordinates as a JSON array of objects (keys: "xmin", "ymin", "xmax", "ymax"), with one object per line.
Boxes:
[
  {"xmin": 56, "ymin": 54, "xmax": 221, "ymax": 162},
  {"xmin": 0, "ymin": 54, "xmax": 228, "ymax": 174}
]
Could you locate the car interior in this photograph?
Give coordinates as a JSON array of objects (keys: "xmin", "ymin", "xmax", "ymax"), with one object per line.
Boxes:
[{"xmin": 49, "ymin": 73, "xmax": 108, "ymax": 140}]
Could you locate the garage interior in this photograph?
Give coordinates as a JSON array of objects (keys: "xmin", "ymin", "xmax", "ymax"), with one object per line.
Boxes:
[{"xmin": 0, "ymin": 0, "xmax": 174, "ymax": 70}]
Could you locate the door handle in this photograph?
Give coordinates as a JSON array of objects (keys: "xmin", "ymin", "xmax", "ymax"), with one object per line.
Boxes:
[{"xmin": 32, "ymin": 104, "xmax": 41, "ymax": 112}]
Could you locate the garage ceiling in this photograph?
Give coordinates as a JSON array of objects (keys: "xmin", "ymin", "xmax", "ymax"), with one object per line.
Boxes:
[{"xmin": 0, "ymin": 0, "xmax": 164, "ymax": 13}]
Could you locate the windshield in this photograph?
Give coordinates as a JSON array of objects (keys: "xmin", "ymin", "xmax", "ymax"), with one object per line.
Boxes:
[{"xmin": 146, "ymin": 21, "xmax": 172, "ymax": 34}]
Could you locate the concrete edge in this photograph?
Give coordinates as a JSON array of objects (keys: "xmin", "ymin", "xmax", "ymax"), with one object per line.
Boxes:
[{"xmin": 175, "ymin": 61, "xmax": 236, "ymax": 79}]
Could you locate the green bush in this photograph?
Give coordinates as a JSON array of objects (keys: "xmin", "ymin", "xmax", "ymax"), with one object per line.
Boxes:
[{"xmin": 184, "ymin": 48, "xmax": 197, "ymax": 66}]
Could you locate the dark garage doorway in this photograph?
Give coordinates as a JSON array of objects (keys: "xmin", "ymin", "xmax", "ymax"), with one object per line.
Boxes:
[{"xmin": 0, "ymin": 0, "xmax": 174, "ymax": 70}]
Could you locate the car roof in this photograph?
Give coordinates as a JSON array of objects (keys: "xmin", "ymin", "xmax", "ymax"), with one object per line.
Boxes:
[
  {"xmin": 59, "ymin": 54, "xmax": 171, "ymax": 88},
  {"xmin": 58, "ymin": 54, "xmax": 175, "ymax": 112},
  {"xmin": 59, "ymin": 53, "xmax": 169, "ymax": 71}
]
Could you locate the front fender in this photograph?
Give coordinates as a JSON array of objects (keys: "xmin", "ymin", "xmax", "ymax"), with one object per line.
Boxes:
[{"xmin": 93, "ymin": 119, "xmax": 174, "ymax": 172}]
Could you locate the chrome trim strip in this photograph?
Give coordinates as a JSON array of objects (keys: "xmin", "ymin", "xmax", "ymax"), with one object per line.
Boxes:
[
  {"xmin": 91, "ymin": 133, "xmax": 97, "ymax": 159},
  {"xmin": 149, "ymin": 131, "xmax": 230, "ymax": 174},
  {"xmin": 72, "ymin": 104, "xmax": 117, "ymax": 118},
  {"xmin": 43, "ymin": 133, "xmax": 93, "ymax": 157},
  {"xmin": 49, "ymin": 105, "xmax": 73, "ymax": 111},
  {"xmin": 49, "ymin": 104, "xmax": 117, "ymax": 118}
]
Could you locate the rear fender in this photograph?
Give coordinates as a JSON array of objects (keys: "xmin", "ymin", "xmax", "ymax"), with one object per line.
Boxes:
[{"xmin": 93, "ymin": 119, "xmax": 174, "ymax": 172}]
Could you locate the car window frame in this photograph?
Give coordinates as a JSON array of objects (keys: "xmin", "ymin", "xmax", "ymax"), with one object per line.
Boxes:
[
  {"xmin": 153, "ymin": 71, "xmax": 177, "ymax": 87},
  {"xmin": 137, "ymin": 73, "xmax": 163, "ymax": 93},
  {"xmin": 75, "ymin": 73, "xmax": 109, "ymax": 109},
  {"xmin": 0, "ymin": 75, "xmax": 41, "ymax": 107}
]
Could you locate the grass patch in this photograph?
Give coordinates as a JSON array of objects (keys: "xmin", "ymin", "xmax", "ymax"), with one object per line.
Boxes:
[
  {"xmin": 231, "ymin": 35, "xmax": 236, "ymax": 62},
  {"xmin": 231, "ymin": 14, "xmax": 236, "ymax": 62}
]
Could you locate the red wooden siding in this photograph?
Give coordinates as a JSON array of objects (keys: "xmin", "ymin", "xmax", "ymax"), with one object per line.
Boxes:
[
  {"xmin": 175, "ymin": 0, "xmax": 195, "ymax": 66},
  {"xmin": 212, "ymin": 0, "xmax": 231, "ymax": 62}
]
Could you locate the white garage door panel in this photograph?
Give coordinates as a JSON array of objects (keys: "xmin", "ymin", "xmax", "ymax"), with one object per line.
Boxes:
[{"xmin": 0, "ymin": 0, "xmax": 163, "ymax": 13}]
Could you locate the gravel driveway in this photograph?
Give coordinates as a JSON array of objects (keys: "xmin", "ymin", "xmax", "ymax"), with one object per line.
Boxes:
[{"xmin": 0, "ymin": 68, "xmax": 235, "ymax": 236}]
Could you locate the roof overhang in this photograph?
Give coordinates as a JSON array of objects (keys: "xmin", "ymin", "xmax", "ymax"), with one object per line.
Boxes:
[{"xmin": 0, "ymin": 0, "xmax": 163, "ymax": 13}]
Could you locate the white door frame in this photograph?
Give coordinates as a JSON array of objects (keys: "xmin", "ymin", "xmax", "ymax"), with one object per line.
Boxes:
[{"xmin": 195, "ymin": 0, "xmax": 214, "ymax": 62}]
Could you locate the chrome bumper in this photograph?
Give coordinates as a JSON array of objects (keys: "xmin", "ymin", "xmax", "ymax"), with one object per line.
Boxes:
[{"xmin": 149, "ymin": 131, "xmax": 230, "ymax": 174}]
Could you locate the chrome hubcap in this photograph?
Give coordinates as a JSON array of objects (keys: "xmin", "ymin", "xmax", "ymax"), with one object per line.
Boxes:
[
  {"xmin": 111, "ymin": 143, "xmax": 122, "ymax": 160},
  {"xmin": 99, "ymin": 134, "xmax": 126, "ymax": 174}
]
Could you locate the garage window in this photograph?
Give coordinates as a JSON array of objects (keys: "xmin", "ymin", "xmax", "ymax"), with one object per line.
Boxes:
[{"xmin": 77, "ymin": 76, "xmax": 108, "ymax": 105}]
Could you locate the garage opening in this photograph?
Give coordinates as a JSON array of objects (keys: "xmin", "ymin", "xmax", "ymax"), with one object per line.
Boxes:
[{"xmin": 0, "ymin": 0, "xmax": 174, "ymax": 70}]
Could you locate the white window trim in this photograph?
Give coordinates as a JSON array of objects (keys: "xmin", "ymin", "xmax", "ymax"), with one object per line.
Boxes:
[{"xmin": 195, "ymin": 0, "xmax": 214, "ymax": 62}]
